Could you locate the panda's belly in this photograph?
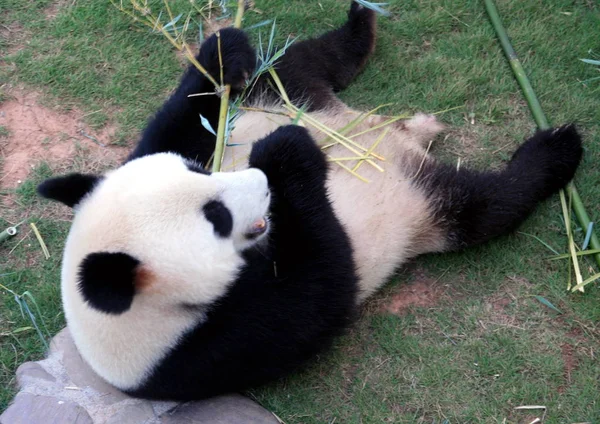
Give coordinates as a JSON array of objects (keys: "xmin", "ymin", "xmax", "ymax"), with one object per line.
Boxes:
[
  {"xmin": 226, "ymin": 109, "xmax": 441, "ymax": 301},
  {"xmin": 323, "ymin": 154, "xmax": 435, "ymax": 301}
]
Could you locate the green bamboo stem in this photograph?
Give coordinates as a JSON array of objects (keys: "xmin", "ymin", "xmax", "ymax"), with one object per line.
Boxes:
[
  {"xmin": 484, "ymin": 0, "xmax": 600, "ymax": 270},
  {"xmin": 0, "ymin": 227, "xmax": 17, "ymax": 244},
  {"xmin": 212, "ymin": 85, "xmax": 232, "ymax": 172},
  {"xmin": 212, "ymin": 0, "xmax": 246, "ymax": 172}
]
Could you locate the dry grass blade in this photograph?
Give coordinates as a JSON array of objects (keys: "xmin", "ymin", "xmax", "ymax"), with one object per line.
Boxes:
[
  {"xmin": 348, "ymin": 115, "xmax": 407, "ymax": 139},
  {"xmin": 571, "ymin": 272, "xmax": 600, "ymax": 292},
  {"xmin": 353, "ymin": 127, "xmax": 389, "ymax": 173},
  {"xmin": 548, "ymin": 249, "xmax": 600, "ymax": 261},
  {"xmin": 30, "ymin": 223, "xmax": 50, "ymax": 260},
  {"xmin": 402, "ymin": 138, "xmax": 434, "ymax": 181},
  {"xmin": 560, "ymin": 190, "xmax": 583, "ymax": 291},
  {"xmin": 318, "ymin": 103, "xmax": 393, "ymax": 146},
  {"xmin": 326, "ymin": 158, "xmax": 370, "ymax": 183},
  {"xmin": 267, "ymin": 67, "xmax": 386, "ymax": 178}
]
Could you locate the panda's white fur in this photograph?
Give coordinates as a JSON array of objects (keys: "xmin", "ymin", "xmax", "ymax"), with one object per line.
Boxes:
[
  {"xmin": 61, "ymin": 154, "xmax": 270, "ymax": 389},
  {"xmin": 225, "ymin": 106, "xmax": 448, "ymax": 301}
]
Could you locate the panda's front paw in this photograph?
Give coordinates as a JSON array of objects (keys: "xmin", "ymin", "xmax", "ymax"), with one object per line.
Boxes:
[
  {"xmin": 198, "ymin": 28, "xmax": 256, "ymax": 90},
  {"xmin": 249, "ymin": 125, "xmax": 328, "ymax": 188}
]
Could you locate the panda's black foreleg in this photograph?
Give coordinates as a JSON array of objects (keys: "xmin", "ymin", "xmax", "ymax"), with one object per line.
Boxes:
[
  {"xmin": 252, "ymin": 1, "xmax": 377, "ymax": 111},
  {"xmin": 127, "ymin": 28, "xmax": 256, "ymax": 165},
  {"xmin": 159, "ymin": 125, "xmax": 360, "ymax": 398},
  {"xmin": 248, "ymin": 124, "xmax": 358, "ymax": 293},
  {"xmin": 422, "ymin": 124, "xmax": 583, "ymax": 250}
]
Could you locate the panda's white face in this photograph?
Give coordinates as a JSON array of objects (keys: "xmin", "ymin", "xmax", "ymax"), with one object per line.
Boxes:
[
  {"xmin": 63, "ymin": 153, "xmax": 271, "ymax": 311},
  {"xmin": 36, "ymin": 152, "xmax": 273, "ymax": 388},
  {"xmin": 98, "ymin": 153, "xmax": 271, "ymax": 251}
]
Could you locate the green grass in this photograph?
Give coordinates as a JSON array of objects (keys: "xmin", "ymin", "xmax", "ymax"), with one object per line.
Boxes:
[{"xmin": 1, "ymin": 0, "xmax": 599, "ymax": 421}]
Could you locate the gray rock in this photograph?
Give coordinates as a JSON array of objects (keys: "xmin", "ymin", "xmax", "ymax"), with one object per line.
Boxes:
[
  {"xmin": 160, "ymin": 394, "xmax": 279, "ymax": 424},
  {"xmin": 107, "ymin": 403, "xmax": 157, "ymax": 424},
  {"xmin": 16, "ymin": 361, "xmax": 56, "ymax": 386},
  {"xmin": 51, "ymin": 328, "xmax": 129, "ymax": 404},
  {"xmin": 4, "ymin": 328, "xmax": 280, "ymax": 424},
  {"xmin": 0, "ymin": 393, "xmax": 93, "ymax": 424}
]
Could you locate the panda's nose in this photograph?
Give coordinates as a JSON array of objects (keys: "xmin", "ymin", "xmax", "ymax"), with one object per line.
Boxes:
[{"xmin": 245, "ymin": 218, "xmax": 268, "ymax": 239}]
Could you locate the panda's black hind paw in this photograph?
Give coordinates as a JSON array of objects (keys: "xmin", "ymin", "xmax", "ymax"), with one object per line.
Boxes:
[
  {"xmin": 197, "ymin": 28, "xmax": 256, "ymax": 90},
  {"xmin": 349, "ymin": 1, "xmax": 376, "ymax": 20},
  {"xmin": 508, "ymin": 123, "xmax": 583, "ymax": 194}
]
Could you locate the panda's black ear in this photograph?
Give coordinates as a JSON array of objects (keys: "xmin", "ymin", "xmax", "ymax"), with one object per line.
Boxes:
[
  {"xmin": 37, "ymin": 173, "xmax": 101, "ymax": 208},
  {"xmin": 78, "ymin": 252, "xmax": 141, "ymax": 315}
]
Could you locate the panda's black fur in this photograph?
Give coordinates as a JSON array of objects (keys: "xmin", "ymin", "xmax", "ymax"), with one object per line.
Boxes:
[
  {"xmin": 127, "ymin": 128, "xmax": 359, "ymax": 400},
  {"xmin": 37, "ymin": 1, "xmax": 583, "ymax": 401}
]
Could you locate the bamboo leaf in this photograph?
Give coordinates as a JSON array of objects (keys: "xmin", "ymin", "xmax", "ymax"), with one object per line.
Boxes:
[
  {"xmin": 580, "ymin": 58, "xmax": 600, "ymax": 66},
  {"xmin": 533, "ymin": 296, "xmax": 562, "ymax": 314},
  {"xmin": 517, "ymin": 232, "xmax": 560, "ymax": 255},
  {"xmin": 22, "ymin": 291, "xmax": 51, "ymax": 338},
  {"xmin": 354, "ymin": 0, "xmax": 392, "ymax": 16},
  {"xmin": 20, "ymin": 299, "xmax": 48, "ymax": 349},
  {"xmin": 246, "ymin": 20, "xmax": 273, "ymax": 30},
  {"xmin": 11, "ymin": 327, "xmax": 33, "ymax": 334},
  {"xmin": 200, "ymin": 114, "xmax": 217, "ymax": 136},
  {"xmin": 582, "ymin": 222, "xmax": 594, "ymax": 250},
  {"xmin": 162, "ymin": 13, "xmax": 183, "ymax": 31}
]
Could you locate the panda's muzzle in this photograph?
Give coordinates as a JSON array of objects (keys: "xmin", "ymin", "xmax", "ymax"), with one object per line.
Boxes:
[{"xmin": 245, "ymin": 218, "xmax": 268, "ymax": 239}]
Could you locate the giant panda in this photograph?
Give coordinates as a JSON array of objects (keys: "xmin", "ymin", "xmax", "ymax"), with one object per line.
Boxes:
[{"xmin": 37, "ymin": 1, "xmax": 582, "ymax": 401}]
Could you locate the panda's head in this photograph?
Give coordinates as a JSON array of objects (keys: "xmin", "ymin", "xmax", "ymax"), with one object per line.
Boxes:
[{"xmin": 38, "ymin": 153, "xmax": 270, "ymax": 315}]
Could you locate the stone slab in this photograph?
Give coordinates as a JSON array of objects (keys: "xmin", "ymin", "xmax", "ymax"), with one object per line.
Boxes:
[
  {"xmin": 2, "ymin": 327, "xmax": 280, "ymax": 424},
  {"xmin": 160, "ymin": 394, "xmax": 279, "ymax": 424},
  {"xmin": 0, "ymin": 393, "xmax": 93, "ymax": 424}
]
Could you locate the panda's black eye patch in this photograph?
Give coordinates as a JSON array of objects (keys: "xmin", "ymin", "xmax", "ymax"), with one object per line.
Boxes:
[
  {"xmin": 203, "ymin": 200, "xmax": 233, "ymax": 238},
  {"xmin": 186, "ymin": 161, "xmax": 211, "ymax": 175}
]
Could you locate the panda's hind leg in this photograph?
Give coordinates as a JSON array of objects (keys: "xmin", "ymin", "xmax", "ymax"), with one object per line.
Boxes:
[
  {"xmin": 254, "ymin": 1, "xmax": 377, "ymax": 111},
  {"xmin": 416, "ymin": 124, "xmax": 583, "ymax": 252},
  {"xmin": 402, "ymin": 113, "xmax": 446, "ymax": 148}
]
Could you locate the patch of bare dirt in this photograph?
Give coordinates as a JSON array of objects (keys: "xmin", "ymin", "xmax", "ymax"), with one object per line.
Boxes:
[
  {"xmin": 44, "ymin": 0, "xmax": 72, "ymax": 20},
  {"xmin": 381, "ymin": 269, "xmax": 445, "ymax": 316},
  {"xmin": 491, "ymin": 295, "xmax": 511, "ymax": 312},
  {"xmin": 559, "ymin": 342, "xmax": 577, "ymax": 391},
  {"xmin": 0, "ymin": 86, "xmax": 127, "ymax": 190},
  {"xmin": 0, "ymin": 22, "xmax": 28, "ymax": 56},
  {"xmin": 480, "ymin": 277, "xmax": 530, "ymax": 330}
]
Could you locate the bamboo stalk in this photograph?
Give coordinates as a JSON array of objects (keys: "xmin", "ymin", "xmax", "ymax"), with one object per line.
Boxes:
[
  {"xmin": 484, "ymin": 0, "xmax": 549, "ymax": 129},
  {"xmin": 484, "ymin": 0, "xmax": 600, "ymax": 272},
  {"xmin": 212, "ymin": 0, "xmax": 246, "ymax": 172},
  {"xmin": 0, "ymin": 227, "xmax": 17, "ymax": 244}
]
